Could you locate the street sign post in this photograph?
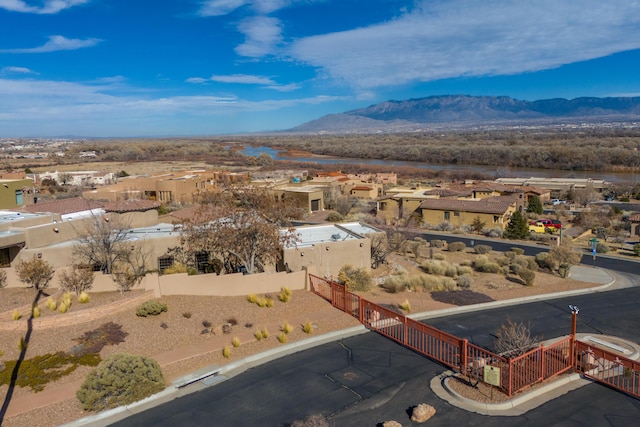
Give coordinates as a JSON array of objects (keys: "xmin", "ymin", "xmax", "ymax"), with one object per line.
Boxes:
[{"xmin": 590, "ymin": 237, "xmax": 599, "ymax": 265}]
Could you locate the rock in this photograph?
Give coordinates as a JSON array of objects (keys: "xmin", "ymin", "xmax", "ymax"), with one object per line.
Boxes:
[
  {"xmin": 411, "ymin": 403, "xmax": 436, "ymax": 423},
  {"xmin": 382, "ymin": 421, "xmax": 402, "ymax": 427}
]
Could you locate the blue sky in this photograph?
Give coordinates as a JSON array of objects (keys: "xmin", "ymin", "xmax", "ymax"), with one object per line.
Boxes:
[{"xmin": 1, "ymin": 0, "xmax": 640, "ymax": 137}]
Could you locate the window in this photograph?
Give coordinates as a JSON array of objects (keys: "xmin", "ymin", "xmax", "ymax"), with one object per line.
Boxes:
[
  {"xmin": 444, "ymin": 211, "xmax": 450, "ymax": 221},
  {"xmin": 158, "ymin": 256, "xmax": 174, "ymax": 273},
  {"xmin": 195, "ymin": 251, "xmax": 210, "ymax": 274},
  {"xmin": 454, "ymin": 211, "xmax": 460, "ymax": 217},
  {"xmin": 0, "ymin": 248, "xmax": 10, "ymax": 267},
  {"xmin": 15, "ymin": 190, "xmax": 23, "ymax": 205}
]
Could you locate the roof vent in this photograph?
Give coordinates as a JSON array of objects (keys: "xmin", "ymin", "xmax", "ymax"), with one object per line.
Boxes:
[{"xmin": 331, "ymin": 233, "xmax": 341, "ymax": 240}]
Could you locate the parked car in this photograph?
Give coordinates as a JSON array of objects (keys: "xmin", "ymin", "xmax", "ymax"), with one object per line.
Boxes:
[
  {"xmin": 551, "ymin": 199, "xmax": 567, "ymax": 206},
  {"xmin": 537, "ymin": 219, "xmax": 562, "ymax": 230}
]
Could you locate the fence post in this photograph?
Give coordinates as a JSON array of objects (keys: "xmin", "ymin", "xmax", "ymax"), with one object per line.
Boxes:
[
  {"xmin": 508, "ymin": 359, "xmax": 513, "ymax": 397},
  {"xmin": 358, "ymin": 295, "xmax": 363, "ymax": 323},
  {"xmin": 540, "ymin": 345, "xmax": 545, "ymax": 381},
  {"xmin": 461, "ymin": 339, "xmax": 468, "ymax": 373},
  {"xmin": 403, "ymin": 315, "xmax": 408, "ymax": 347}
]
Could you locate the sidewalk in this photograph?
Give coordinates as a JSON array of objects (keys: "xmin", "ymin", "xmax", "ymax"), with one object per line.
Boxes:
[{"xmin": 0, "ymin": 265, "xmax": 627, "ymax": 425}]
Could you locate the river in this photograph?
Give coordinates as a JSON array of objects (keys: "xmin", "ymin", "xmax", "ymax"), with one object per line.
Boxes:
[{"xmin": 240, "ymin": 146, "xmax": 639, "ymax": 184}]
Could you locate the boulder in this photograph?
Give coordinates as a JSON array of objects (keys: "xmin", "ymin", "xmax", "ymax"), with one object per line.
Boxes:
[
  {"xmin": 411, "ymin": 403, "xmax": 436, "ymax": 423},
  {"xmin": 382, "ymin": 421, "xmax": 402, "ymax": 427}
]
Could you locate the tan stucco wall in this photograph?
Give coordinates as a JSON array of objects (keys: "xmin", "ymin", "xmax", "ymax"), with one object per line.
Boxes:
[
  {"xmin": 421, "ymin": 208, "xmax": 514, "ymax": 230},
  {"xmin": 0, "ymin": 179, "xmax": 35, "ymax": 209},
  {"xmin": 283, "ymin": 238, "xmax": 371, "ymax": 278}
]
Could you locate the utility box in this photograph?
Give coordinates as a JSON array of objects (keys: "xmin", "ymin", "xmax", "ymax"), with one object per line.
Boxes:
[{"xmin": 549, "ymin": 235, "xmax": 561, "ymax": 246}]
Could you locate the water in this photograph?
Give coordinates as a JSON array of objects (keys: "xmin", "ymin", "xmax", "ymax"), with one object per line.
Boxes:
[{"xmin": 240, "ymin": 146, "xmax": 638, "ymax": 184}]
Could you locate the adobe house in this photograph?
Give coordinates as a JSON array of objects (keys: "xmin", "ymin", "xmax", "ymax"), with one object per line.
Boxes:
[
  {"xmin": 419, "ymin": 196, "xmax": 518, "ymax": 230},
  {"xmin": 0, "ymin": 178, "xmax": 36, "ymax": 209},
  {"xmin": 281, "ymin": 222, "xmax": 378, "ymax": 278},
  {"xmin": 631, "ymin": 213, "xmax": 640, "ymax": 239},
  {"xmin": 272, "ymin": 185, "xmax": 325, "ymax": 213}
]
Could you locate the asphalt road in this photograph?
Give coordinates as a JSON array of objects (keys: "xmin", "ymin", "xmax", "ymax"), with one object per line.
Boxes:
[{"xmin": 114, "ymin": 287, "xmax": 640, "ymax": 427}]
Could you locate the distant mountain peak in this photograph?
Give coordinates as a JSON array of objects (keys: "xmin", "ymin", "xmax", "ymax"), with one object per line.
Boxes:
[{"xmin": 288, "ymin": 95, "xmax": 640, "ymax": 133}]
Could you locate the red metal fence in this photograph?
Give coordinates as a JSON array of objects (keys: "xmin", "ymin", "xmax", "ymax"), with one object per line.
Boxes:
[
  {"xmin": 308, "ymin": 274, "xmax": 640, "ymax": 399},
  {"xmin": 575, "ymin": 340, "xmax": 640, "ymax": 400}
]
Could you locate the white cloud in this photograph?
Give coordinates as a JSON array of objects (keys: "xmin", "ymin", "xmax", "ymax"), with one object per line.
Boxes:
[
  {"xmin": 287, "ymin": 0, "xmax": 640, "ymax": 89},
  {"xmin": 210, "ymin": 74, "xmax": 275, "ymax": 84},
  {"xmin": 1, "ymin": 35, "xmax": 101, "ymax": 53},
  {"xmin": 0, "ymin": 0, "xmax": 88, "ymax": 14},
  {"xmin": 186, "ymin": 77, "xmax": 209, "ymax": 84},
  {"xmin": 236, "ymin": 16, "xmax": 283, "ymax": 57},
  {"xmin": 1, "ymin": 66, "xmax": 37, "ymax": 74},
  {"xmin": 198, "ymin": 0, "xmax": 248, "ymax": 16}
]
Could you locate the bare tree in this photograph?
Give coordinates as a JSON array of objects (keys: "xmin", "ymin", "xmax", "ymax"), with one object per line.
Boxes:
[
  {"xmin": 367, "ymin": 229, "xmax": 411, "ymax": 268},
  {"xmin": 59, "ymin": 266, "xmax": 95, "ymax": 296},
  {"xmin": 72, "ymin": 215, "xmax": 132, "ymax": 274},
  {"xmin": 15, "ymin": 256, "xmax": 55, "ymax": 292},
  {"xmin": 0, "ymin": 269, "xmax": 6, "ymax": 289},
  {"xmin": 494, "ymin": 318, "xmax": 542, "ymax": 358},
  {"xmin": 180, "ymin": 184, "xmax": 303, "ymax": 275}
]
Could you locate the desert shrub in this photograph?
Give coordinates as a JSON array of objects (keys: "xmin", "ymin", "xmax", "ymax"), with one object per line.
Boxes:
[
  {"xmin": 435, "ymin": 222, "xmax": 453, "ymax": 231},
  {"xmin": 456, "ymin": 274, "xmax": 472, "ymax": 289},
  {"xmin": 337, "ymin": 265, "xmax": 372, "ymax": 292},
  {"xmin": 77, "ymin": 353, "xmax": 165, "ymax": 411},
  {"xmin": 409, "ymin": 274, "xmax": 441, "ymax": 292},
  {"xmin": 202, "ymin": 320, "xmax": 212, "ymax": 328},
  {"xmin": 70, "ymin": 322, "xmax": 128, "ymax": 357},
  {"xmin": 472, "ymin": 255, "xmax": 489, "ymax": 270},
  {"xmin": 12, "ymin": 309, "xmax": 21, "ymax": 321},
  {"xmin": 222, "ymin": 346, "xmax": 232, "ymax": 358},
  {"xmin": 32, "ymin": 306, "xmax": 41, "ymax": 318},
  {"xmin": 182, "ymin": 312, "xmax": 192, "ymax": 319},
  {"xmin": 474, "ymin": 244, "xmax": 492, "ymax": 254},
  {"xmin": 78, "ymin": 292, "xmax": 91, "ymax": 304},
  {"xmin": 478, "ymin": 262, "xmax": 501, "ymax": 273},
  {"xmin": 420, "ymin": 260, "xmax": 448, "ymax": 276},
  {"xmin": 430, "ymin": 239, "xmax": 446, "ymax": 248},
  {"xmin": 434, "ymin": 252, "xmax": 446, "ymax": 260},
  {"xmin": 265, "ymin": 297, "xmax": 274, "ymax": 308},
  {"xmin": 261, "ymin": 327, "xmax": 270, "ymax": 339},
  {"xmin": 595, "ymin": 242, "xmax": 610, "ymax": 253},
  {"xmin": 525, "ymin": 257, "xmax": 538, "ymax": 270},
  {"xmin": 254, "ymin": 330, "xmax": 263, "ymax": 341},
  {"xmin": 496, "ymin": 256, "xmax": 511, "ymax": 267},
  {"xmin": 518, "ymin": 269, "xmax": 536, "ymax": 286},
  {"xmin": 46, "ymin": 297, "xmax": 57, "ymax": 311},
  {"xmin": 504, "ymin": 251, "xmax": 516, "ymax": 260},
  {"xmin": 279, "ymin": 286, "xmax": 292, "ymax": 302},
  {"xmin": 161, "ymin": 263, "xmax": 188, "ymax": 275},
  {"xmin": 510, "ymin": 263, "xmax": 523, "ymax": 275},
  {"xmin": 484, "ymin": 227, "xmax": 503, "ymax": 238},
  {"xmin": 58, "ymin": 302, "xmax": 69, "ymax": 314},
  {"xmin": 327, "ymin": 211, "xmax": 344, "ymax": 222},
  {"xmin": 513, "ymin": 257, "xmax": 530, "ymax": 269},
  {"xmin": 1, "ymin": 351, "xmax": 100, "ymax": 392},
  {"xmin": 456, "ymin": 265, "xmax": 474, "ymax": 276},
  {"xmin": 440, "ymin": 277, "xmax": 456, "ymax": 290},
  {"xmin": 535, "ymin": 252, "xmax": 558, "ymax": 271},
  {"xmin": 282, "ymin": 322, "xmax": 293, "ymax": 334},
  {"xmin": 444, "ymin": 264, "xmax": 458, "ymax": 278},
  {"xmin": 247, "ymin": 294, "xmax": 258, "ymax": 304},
  {"xmin": 232, "ymin": 337, "xmax": 241, "ymax": 348},
  {"xmin": 459, "ymin": 260, "xmax": 473, "ymax": 267},
  {"xmin": 0, "ymin": 269, "xmax": 6, "ymax": 289},
  {"xmin": 136, "ymin": 300, "xmax": 168, "ymax": 317},
  {"xmin": 510, "ymin": 247, "xmax": 525, "ymax": 255},
  {"xmin": 494, "ymin": 319, "xmax": 541, "ymax": 357},
  {"xmin": 62, "ymin": 292, "xmax": 72, "ymax": 308},
  {"xmin": 448, "ymin": 241, "xmax": 466, "ymax": 252},
  {"xmin": 160, "ymin": 322, "xmax": 168, "ymax": 330},
  {"xmin": 226, "ymin": 317, "xmax": 238, "ymax": 326},
  {"xmin": 381, "ymin": 275, "xmax": 407, "ymax": 293},
  {"xmin": 277, "ymin": 332, "xmax": 289, "ymax": 343},
  {"xmin": 302, "ymin": 321, "xmax": 314, "ymax": 334},
  {"xmin": 398, "ymin": 299, "xmax": 411, "ymax": 313}
]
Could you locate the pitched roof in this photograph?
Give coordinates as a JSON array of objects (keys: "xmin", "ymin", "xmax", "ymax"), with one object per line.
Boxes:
[
  {"xmin": 22, "ymin": 197, "xmax": 104, "ymax": 215},
  {"xmin": 351, "ymin": 186, "xmax": 373, "ymax": 191},
  {"xmin": 419, "ymin": 196, "xmax": 516, "ymax": 214},
  {"xmin": 102, "ymin": 199, "xmax": 161, "ymax": 213}
]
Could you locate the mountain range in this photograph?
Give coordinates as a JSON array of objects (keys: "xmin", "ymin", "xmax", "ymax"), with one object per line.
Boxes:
[{"xmin": 289, "ymin": 95, "xmax": 640, "ymax": 133}]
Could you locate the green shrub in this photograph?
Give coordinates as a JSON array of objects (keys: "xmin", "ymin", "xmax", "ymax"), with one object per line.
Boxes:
[
  {"xmin": 254, "ymin": 330, "xmax": 264, "ymax": 341},
  {"xmin": 277, "ymin": 332, "xmax": 289, "ymax": 343},
  {"xmin": 634, "ymin": 243, "xmax": 640, "ymax": 256},
  {"xmin": 135, "ymin": 300, "xmax": 168, "ymax": 317},
  {"xmin": 77, "ymin": 353, "xmax": 164, "ymax": 411},
  {"xmin": 162, "ymin": 262, "xmax": 188, "ymax": 275},
  {"xmin": 32, "ymin": 306, "xmax": 41, "ymax": 318},
  {"xmin": 231, "ymin": 337, "xmax": 241, "ymax": 348},
  {"xmin": 247, "ymin": 294, "xmax": 258, "ymax": 304},
  {"xmin": 58, "ymin": 302, "xmax": 68, "ymax": 314},
  {"xmin": 456, "ymin": 274, "xmax": 472, "ymax": 289},
  {"xmin": 62, "ymin": 292, "xmax": 72, "ymax": 308},
  {"xmin": 78, "ymin": 292, "xmax": 91, "ymax": 304},
  {"xmin": 222, "ymin": 345, "xmax": 232, "ymax": 358},
  {"xmin": 448, "ymin": 241, "xmax": 467, "ymax": 252},
  {"xmin": 279, "ymin": 286, "xmax": 292, "ymax": 302},
  {"xmin": 398, "ymin": 299, "xmax": 411, "ymax": 313},
  {"xmin": 595, "ymin": 242, "xmax": 609, "ymax": 253},
  {"xmin": 302, "ymin": 321, "xmax": 314, "ymax": 334},
  {"xmin": 518, "ymin": 269, "xmax": 536, "ymax": 286},
  {"xmin": 46, "ymin": 297, "xmax": 57, "ymax": 311},
  {"xmin": 282, "ymin": 322, "xmax": 293, "ymax": 334},
  {"xmin": 474, "ymin": 244, "xmax": 492, "ymax": 254},
  {"xmin": 456, "ymin": 265, "xmax": 474, "ymax": 276},
  {"xmin": 337, "ymin": 265, "xmax": 372, "ymax": 292},
  {"xmin": 12, "ymin": 309, "xmax": 21, "ymax": 321}
]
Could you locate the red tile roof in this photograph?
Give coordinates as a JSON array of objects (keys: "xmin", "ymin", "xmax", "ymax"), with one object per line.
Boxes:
[
  {"xmin": 22, "ymin": 197, "xmax": 104, "ymax": 215},
  {"xmin": 419, "ymin": 196, "xmax": 516, "ymax": 214}
]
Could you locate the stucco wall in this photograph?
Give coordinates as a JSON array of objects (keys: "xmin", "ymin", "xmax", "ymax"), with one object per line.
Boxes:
[{"xmin": 283, "ymin": 238, "xmax": 371, "ymax": 278}]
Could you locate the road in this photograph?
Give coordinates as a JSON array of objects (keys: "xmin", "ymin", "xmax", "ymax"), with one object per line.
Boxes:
[{"xmin": 114, "ymin": 287, "xmax": 640, "ymax": 426}]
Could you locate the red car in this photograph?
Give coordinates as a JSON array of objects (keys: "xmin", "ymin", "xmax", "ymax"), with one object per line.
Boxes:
[{"xmin": 535, "ymin": 219, "xmax": 562, "ymax": 230}]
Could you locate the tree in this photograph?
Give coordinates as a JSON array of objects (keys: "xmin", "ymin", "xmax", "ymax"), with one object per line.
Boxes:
[
  {"xmin": 548, "ymin": 240, "xmax": 583, "ymax": 278},
  {"xmin": 0, "ymin": 269, "xmax": 6, "ymax": 288},
  {"xmin": 470, "ymin": 216, "xmax": 486, "ymax": 234},
  {"xmin": 180, "ymin": 185, "xmax": 304, "ymax": 275},
  {"xmin": 15, "ymin": 256, "xmax": 55, "ymax": 292},
  {"xmin": 59, "ymin": 266, "xmax": 95, "ymax": 296},
  {"xmin": 367, "ymin": 230, "xmax": 411, "ymax": 268},
  {"xmin": 77, "ymin": 353, "xmax": 165, "ymax": 411},
  {"xmin": 494, "ymin": 318, "xmax": 541, "ymax": 358},
  {"xmin": 527, "ymin": 196, "xmax": 543, "ymax": 215},
  {"xmin": 337, "ymin": 264, "xmax": 372, "ymax": 292},
  {"xmin": 72, "ymin": 215, "xmax": 132, "ymax": 274},
  {"xmin": 503, "ymin": 211, "xmax": 529, "ymax": 240}
]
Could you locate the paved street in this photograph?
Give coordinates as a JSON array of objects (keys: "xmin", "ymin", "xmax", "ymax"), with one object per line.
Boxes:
[{"xmin": 113, "ymin": 287, "xmax": 640, "ymax": 427}]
